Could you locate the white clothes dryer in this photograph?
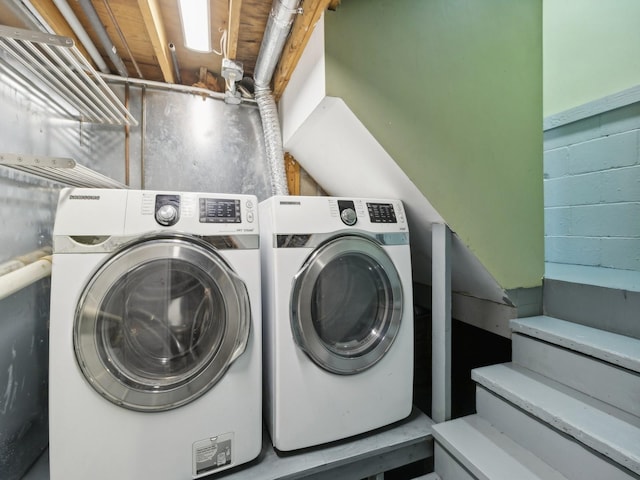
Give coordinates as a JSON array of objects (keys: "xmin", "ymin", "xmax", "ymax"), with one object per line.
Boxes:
[
  {"xmin": 259, "ymin": 195, "xmax": 414, "ymax": 451},
  {"xmin": 49, "ymin": 188, "xmax": 262, "ymax": 480}
]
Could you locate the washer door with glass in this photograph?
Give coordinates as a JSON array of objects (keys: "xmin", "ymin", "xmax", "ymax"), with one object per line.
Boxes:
[
  {"xmin": 290, "ymin": 234, "xmax": 403, "ymax": 375},
  {"xmin": 74, "ymin": 236, "xmax": 251, "ymax": 412}
]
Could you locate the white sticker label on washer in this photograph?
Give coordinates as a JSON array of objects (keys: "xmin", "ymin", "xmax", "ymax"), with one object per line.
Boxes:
[{"xmin": 193, "ymin": 433, "xmax": 233, "ymax": 477}]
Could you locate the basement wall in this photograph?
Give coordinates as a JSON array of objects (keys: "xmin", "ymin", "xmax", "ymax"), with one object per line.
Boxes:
[{"xmin": 544, "ymin": 96, "xmax": 640, "ymax": 272}]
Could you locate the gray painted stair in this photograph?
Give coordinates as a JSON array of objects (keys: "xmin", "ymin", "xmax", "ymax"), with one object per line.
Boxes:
[
  {"xmin": 412, "ymin": 473, "xmax": 440, "ymax": 479},
  {"xmin": 511, "ymin": 316, "xmax": 640, "ymax": 417},
  {"xmin": 472, "ymin": 363, "xmax": 640, "ymax": 477},
  {"xmin": 543, "ymin": 264, "xmax": 640, "ymax": 339},
  {"xmin": 432, "ymin": 415, "xmax": 569, "ymax": 480}
]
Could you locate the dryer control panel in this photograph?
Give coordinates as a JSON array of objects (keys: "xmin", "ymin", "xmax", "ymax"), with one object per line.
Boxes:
[{"xmin": 367, "ymin": 202, "xmax": 397, "ymax": 223}]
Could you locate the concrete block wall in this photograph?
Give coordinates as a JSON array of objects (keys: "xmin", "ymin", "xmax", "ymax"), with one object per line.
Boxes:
[{"xmin": 544, "ymin": 101, "xmax": 640, "ymax": 271}]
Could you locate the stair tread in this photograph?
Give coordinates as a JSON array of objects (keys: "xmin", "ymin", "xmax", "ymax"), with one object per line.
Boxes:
[
  {"xmin": 412, "ymin": 474, "xmax": 440, "ymax": 480},
  {"xmin": 433, "ymin": 415, "xmax": 569, "ymax": 480},
  {"xmin": 472, "ymin": 363, "xmax": 640, "ymax": 474},
  {"xmin": 511, "ymin": 315, "xmax": 640, "ymax": 372}
]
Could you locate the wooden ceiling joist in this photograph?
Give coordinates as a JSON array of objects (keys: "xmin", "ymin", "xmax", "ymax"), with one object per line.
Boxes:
[
  {"xmin": 226, "ymin": 0, "xmax": 243, "ymax": 60},
  {"xmin": 272, "ymin": 0, "xmax": 333, "ymax": 100},
  {"xmin": 137, "ymin": 0, "xmax": 175, "ymax": 83},
  {"xmin": 29, "ymin": 1, "xmax": 95, "ymax": 71}
]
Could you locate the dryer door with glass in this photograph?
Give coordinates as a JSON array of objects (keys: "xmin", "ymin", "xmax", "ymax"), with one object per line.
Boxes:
[
  {"xmin": 74, "ymin": 236, "xmax": 251, "ymax": 412},
  {"xmin": 290, "ymin": 234, "xmax": 404, "ymax": 375}
]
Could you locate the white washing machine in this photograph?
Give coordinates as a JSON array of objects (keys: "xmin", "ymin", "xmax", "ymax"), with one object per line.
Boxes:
[
  {"xmin": 259, "ymin": 195, "xmax": 414, "ymax": 451},
  {"xmin": 49, "ymin": 188, "xmax": 262, "ymax": 480}
]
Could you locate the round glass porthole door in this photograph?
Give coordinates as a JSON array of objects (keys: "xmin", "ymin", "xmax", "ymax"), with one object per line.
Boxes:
[
  {"xmin": 74, "ymin": 236, "xmax": 251, "ymax": 412},
  {"xmin": 290, "ymin": 234, "xmax": 403, "ymax": 374}
]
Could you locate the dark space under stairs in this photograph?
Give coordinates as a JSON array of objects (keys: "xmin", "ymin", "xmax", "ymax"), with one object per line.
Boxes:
[{"xmin": 428, "ymin": 266, "xmax": 640, "ymax": 480}]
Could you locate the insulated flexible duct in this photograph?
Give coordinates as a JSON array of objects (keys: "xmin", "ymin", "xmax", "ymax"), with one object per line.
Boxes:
[{"xmin": 253, "ymin": 0, "xmax": 301, "ymax": 196}]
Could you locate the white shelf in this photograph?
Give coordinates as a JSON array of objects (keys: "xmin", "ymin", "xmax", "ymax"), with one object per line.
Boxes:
[
  {"xmin": 0, "ymin": 153, "xmax": 127, "ymax": 189},
  {"xmin": 0, "ymin": 24, "xmax": 136, "ymax": 126}
]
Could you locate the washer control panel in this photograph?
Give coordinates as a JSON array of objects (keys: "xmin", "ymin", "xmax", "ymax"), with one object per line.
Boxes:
[
  {"xmin": 199, "ymin": 198, "xmax": 242, "ymax": 223},
  {"xmin": 155, "ymin": 194, "xmax": 180, "ymax": 226}
]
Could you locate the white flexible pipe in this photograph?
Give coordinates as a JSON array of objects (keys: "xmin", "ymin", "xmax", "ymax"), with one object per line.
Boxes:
[
  {"xmin": 0, "ymin": 257, "xmax": 52, "ymax": 301},
  {"xmin": 51, "ymin": 0, "xmax": 110, "ymax": 73},
  {"xmin": 0, "ymin": 247, "xmax": 52, "ymax": 276}
]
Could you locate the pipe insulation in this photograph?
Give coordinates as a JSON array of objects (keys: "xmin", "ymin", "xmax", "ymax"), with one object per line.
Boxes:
[
  {"xmin": 0, "ymin": 248, "xmax": 52, "ymax": 277},
  {"xmin": 51, "ymin": 0, "xmax": 109, "ymax": 73},
  {"xmin": 77, "ymin": 0, "xmax": 129, "ymax": 77},
  {"xmin": 253, "ymin": 0, "xmax": 301, "ymax": 196},
  {"xmin": 0, "ymin": 257, "xmax": 52, "ymax": 302}
]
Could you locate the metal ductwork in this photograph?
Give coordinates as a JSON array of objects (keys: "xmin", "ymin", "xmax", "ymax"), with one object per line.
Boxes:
[
  {"xmin": 253, "ymin": 0, "xmax": 301, "ymax": 197},
  {"xmin": 77, "ymin": 0, "xmax": 129, "ymax": 77}
]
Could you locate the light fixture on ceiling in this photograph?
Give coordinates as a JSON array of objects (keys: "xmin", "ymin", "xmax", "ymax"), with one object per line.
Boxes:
[{"xmin": 177, "ymin": 0, "xmax": 211, "ymax": 52}]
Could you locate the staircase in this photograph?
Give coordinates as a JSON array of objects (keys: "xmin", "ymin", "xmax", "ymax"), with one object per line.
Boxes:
[{"xmin": 430, "ymin": 267, "xmax": 640, "ymax": 479}]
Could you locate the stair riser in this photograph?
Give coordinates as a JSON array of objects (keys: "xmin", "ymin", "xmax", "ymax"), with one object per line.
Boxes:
[
  {"xmin": 434, "ymin": 443, "xmax": 478, "ymax": 480},
  {"xmin": 475, "ymin": 386, "xmax": 636, "ymax": 480},
  {"xmin": 543, "ymin": 279, "xmax": 640, "ymax": 339},
  {"xmin": 512, "ymin": 334, "xmax": 640, "ymax": 418}
]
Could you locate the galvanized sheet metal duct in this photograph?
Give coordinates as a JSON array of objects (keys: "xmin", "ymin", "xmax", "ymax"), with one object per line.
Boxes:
[{"xmin": 253, "ymin": 0, "xmax": 301, "ymax": 196}]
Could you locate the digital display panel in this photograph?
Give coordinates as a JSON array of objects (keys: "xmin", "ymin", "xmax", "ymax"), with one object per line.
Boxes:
[
  {"xmin": 367, "ymin": 203, "xmax": 397, "ymax": 223},
  {"xmin": 199, "ymin": 198, "xmax": 241, "ymax": 223}
]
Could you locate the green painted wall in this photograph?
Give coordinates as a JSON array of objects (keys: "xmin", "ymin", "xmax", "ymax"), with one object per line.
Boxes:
[
  {"xmin": 324, "ymin": 0, "xmax": 543, "ymax": 290},
  {"xmin": 544, "ymin": 0, "xmax": 640, "ymax": 117}
]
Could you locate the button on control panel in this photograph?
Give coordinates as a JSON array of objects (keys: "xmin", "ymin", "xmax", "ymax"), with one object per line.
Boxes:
[
  {"xmin": 338, "ymin": 200, "xmax": 357, "ymax": 226},
  {"xmin": 155, "ymin": 194, "xmax": 180, "ymax": 226}
]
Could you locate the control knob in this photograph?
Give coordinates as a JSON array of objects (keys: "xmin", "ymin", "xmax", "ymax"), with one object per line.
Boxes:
[
  {"xmin": 340, "ymin": 208, "xmax": 357, "ymax": 226},
  {"xmin": 155, "ymin": 204, "xmax": 178, "ymax": 226}
]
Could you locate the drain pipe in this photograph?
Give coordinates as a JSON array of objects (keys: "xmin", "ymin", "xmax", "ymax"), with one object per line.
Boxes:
[
  {"xmin": 253, "ymin": 0, "xmax": 301, "ymax": 196},
  {"xmin": 77, "ymin": 0, "xmax": 129, "ymax": 77},
  {"xmin": 51, "ymin": 0, "xmax": 110, "ymax": 73}
]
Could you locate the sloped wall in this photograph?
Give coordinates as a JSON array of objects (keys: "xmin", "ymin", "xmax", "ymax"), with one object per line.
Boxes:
[{"xmin": 323, "ymin": 0, "xmax": 543, "ymax": 291}]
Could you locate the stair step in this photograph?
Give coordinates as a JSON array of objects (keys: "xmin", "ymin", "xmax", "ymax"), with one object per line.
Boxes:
[
  {"xmin": 511, "ymin": 316, "xmax": 640, "ymax": 373},
  {"xmin": 543, "ymin": 264, "xmax": 640, "ymax": 339},
  {"xmin": 433, "ymin": 415, "xmax": 569, "ymax": 480},
  {"xmin": 476, "ymin": 386, "xmax": 635, "ymax": 480},
  {"xmin": 472, "ymin": 363, "xmax": 640, "ymax": 476}
]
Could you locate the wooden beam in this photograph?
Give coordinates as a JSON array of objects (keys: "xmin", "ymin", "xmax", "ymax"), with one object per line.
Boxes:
[
  {"xmin": 226, "ymin": 0, "xmax": 243, "ymax": 59},
  {"xmin": 137, "ymin": 0, "xmax": 175, "ymax": 83},
  {"xmin": 30, "ymin": 1, "xmax": 95, "ymax": 69},
  {"xmin": 285, "ymin": 152, "xmax": 301, "ymax": 195},
  {"xmin": 272, "ymin": 0, "xmax": 332, "ymax": 100}
]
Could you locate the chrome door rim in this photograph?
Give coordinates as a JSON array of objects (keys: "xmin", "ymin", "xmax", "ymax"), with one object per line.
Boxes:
[
  {"xmin": 74, "ymin": 236, "xmax": 251, "ymax": 412},
  {"xmin": 290, "ymin": 234, "xmax": 403, "ymax": 375}
]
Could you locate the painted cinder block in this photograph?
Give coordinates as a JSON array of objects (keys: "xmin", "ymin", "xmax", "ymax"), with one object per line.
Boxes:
[
  {"xmin": 544, "ymin": 147, "xmax": 569, "ymax": 179},
  {"xmin": 601, "ymin": 238, "xmax": 640, "ymax": 271},
  {"xmin": 544, "ymin": 207, "xmax": 572, "ymax": 236},
  {"xmin": 600, "ymin": 102, "xmax": 640, "ymax": 138},
  {"xmin": 599, "ymin": 165, "xmax": 640, "ymax": 203},
  {"xmin": 544, "ymin": 174, "xmax": 601, "ymax": 207},
  {"xmin": 570, "ymin": 203, "xmax": 640, "ymax": 237},
  {"xmin": 545, "ymin": 236, "xmax": 601, "ymax": 266},
  {"xmin": 568, "ymin": 130, "xmax": 639, "ymax": 175},
  {"xmin": 544, "ymin": 115, "xmax": 601, "ymax": 150}
]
